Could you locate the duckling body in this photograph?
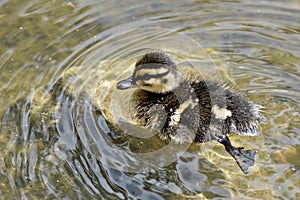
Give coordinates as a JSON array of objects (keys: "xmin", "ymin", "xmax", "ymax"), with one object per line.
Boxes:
[{"xmin": 117, "ymin": 51, "xmax": 264, "ymax": 173}]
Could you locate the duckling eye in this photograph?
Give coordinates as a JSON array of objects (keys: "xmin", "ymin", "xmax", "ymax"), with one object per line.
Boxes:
[
  {"xmin": 143, "ymin": 83, "xmax": 152, "ymax": 87},
  {"xmin": 140, "ymin": 73, "xmax": 152, "ymax": 81}
]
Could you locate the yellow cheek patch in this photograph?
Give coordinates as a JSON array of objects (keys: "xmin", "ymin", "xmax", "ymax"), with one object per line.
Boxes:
[{"xmin": 146, "ymin": 78, "xmax": 162, "ymax": 85}]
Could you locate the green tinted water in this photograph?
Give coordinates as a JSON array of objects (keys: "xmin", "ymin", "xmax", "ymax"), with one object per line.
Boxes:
[{"xmin": 0, "ymin": 0, "xmax": 299, "ymax": 199}]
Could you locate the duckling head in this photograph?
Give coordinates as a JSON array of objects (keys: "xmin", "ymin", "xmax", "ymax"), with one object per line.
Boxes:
[{"xmin": 116, "ymin": 51, "xmax": 181, "ymax": 93}]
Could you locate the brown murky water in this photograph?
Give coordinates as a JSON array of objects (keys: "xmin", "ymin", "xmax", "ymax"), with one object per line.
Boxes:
[{"xmin": 0, "ymin": 0, "xmax": 300, "ymax": 199}]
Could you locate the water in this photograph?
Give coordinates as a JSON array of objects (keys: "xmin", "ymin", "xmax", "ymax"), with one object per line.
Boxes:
[{"xmin": 0, "ymin": 0, "xmax": 300, "ymax": 199}]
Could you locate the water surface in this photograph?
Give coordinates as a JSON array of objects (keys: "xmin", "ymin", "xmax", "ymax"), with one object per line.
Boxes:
[{"xmin": 0, "ymin": 0, "xmax": 300, "ymax": 199}]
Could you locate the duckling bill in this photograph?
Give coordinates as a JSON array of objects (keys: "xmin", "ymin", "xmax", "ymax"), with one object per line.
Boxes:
[{"xmin": 116, "ymin": 51, "xmax": 264, "ymax": 174}]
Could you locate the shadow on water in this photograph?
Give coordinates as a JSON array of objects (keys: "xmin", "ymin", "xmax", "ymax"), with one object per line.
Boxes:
[{"xmin": 0, "ymin": 0, "xmax": 300, "ymax": 199}]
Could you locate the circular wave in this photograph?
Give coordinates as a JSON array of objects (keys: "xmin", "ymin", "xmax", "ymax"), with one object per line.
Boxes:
[{"xmin": 50, "ymin": 27, "xmax": 226, "ymax": 173}]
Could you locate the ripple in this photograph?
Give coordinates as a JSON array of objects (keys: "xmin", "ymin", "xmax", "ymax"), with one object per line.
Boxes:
[
  {"xmin": 0, "ymin": 0, "xmax": 300, "ymax": 199},
  {"xmin": 49, "ymin": 27, "xmax": 219, "ymax": 174}
]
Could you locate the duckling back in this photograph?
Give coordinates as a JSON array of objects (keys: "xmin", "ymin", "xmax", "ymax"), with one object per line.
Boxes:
[{"xmin": 129, "ymin": 64, "xmax": 264, "ymax": 144}]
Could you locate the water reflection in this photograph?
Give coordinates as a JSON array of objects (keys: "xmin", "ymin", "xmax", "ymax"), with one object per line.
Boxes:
[{"xmin": 0, "ymin": 0, "xmax": 300, "ymax": 199}]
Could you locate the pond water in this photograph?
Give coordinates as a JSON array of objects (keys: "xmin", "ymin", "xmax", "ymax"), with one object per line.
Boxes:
[{"xmin": 0, "ymin": 0, "xmax": 300, "ymax": 199}]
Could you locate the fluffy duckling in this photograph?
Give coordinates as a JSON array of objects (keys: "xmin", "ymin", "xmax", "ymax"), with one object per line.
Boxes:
[{"xmin": 116, "ymin": 51, "xmax": 264, "ymax": 174}]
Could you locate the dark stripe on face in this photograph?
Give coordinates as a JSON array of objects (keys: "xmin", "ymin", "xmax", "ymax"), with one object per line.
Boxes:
[
  {"xmin": 135, "ymin": 70, "xmax": 170, "ymax": 81},
  {"xmin": 135, "ymin": 63, "xmax": 168, "ymax": 71}
]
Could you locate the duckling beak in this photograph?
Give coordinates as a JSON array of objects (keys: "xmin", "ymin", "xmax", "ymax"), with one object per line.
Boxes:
[{"xmin": 116, "ymin": 76, "xmax": 138, "ymax": 90}]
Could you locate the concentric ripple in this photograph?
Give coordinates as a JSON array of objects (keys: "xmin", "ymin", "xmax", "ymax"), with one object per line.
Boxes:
[
  {"xmin": 49, "ymin": 27, "xmax": 222, "ymax": 173},
  {"xmin": 0, "ymin": 0, "xmax": 300, "ymax": 199}
]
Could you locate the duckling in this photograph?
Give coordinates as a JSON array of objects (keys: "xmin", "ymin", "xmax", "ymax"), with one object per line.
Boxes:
[{"xmin": 116, "ymin": 51, "xmax": 264, "ymax": 174}]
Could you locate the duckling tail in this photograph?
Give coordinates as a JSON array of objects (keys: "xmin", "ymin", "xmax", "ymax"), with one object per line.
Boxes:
[{"xmin": 217, "ymin": 136, "xmax": 256, "ymax": 174}]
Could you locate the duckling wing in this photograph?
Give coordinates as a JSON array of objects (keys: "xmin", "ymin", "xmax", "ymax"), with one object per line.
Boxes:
[
  {"xmin": 222, "ymin": 91, "xmax": 264, "ymax": 136},
  {"xmin": 199, "ymin": 79, "xmax": 264, "ymax": 137}
]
